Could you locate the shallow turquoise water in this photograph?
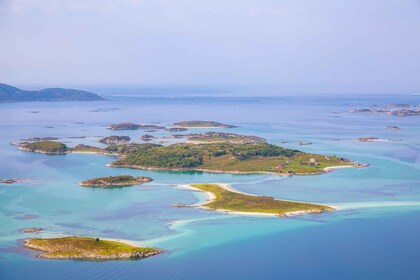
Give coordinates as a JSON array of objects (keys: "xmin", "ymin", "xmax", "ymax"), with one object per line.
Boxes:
[{"xmin": 0, "ymin": 93, "xmax": 419, "ymax": 279}]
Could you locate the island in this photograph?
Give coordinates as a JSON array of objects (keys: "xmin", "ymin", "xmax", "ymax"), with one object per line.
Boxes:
[
  {"xmin": 99, "ymin": 135, "xmax": 131, "ymax": 145},
  {"xmin": 180, "ymin": 183, "xmax": 334, "ymax": 217},
  {"xmin": 141, "ymin": 134, "xmax": 156, "ymax": 141},
  {"xmin": 17, "ymin": 141, "xmax": 69, "ymax": 155},
  {"xmin": 0, "ymin": 83, "xmax": 105, "ymax": 102},
  {"xmin": 173, "ymin": 120, "xmax": 238, "ymax": 128},
  {"xmin": 108, "ymin": 122, "xmax": 166, "ymax": 130},
  {"xmin": 386, "ymin": 126, "xmax": 402, "ymax": 130},
  {"xmin": 79, "ymin": 175, "xmax": 152, "ymax": 188},
  {"xmin": 71, "ymin": 144, "xmax": 104, "ymax": 153},
  {"xmin": 172, "ymin": 132, "xmax": 266, "ymax": 144},
  {"xmin": 24, "ymin": 237, "xmax": 161, "ymax": 260},
  {"xmin": 20, "ymin": 227, "xmax": 43, "ymax": 233},
  {"xmin": 106, "ymin": 142, "xmax": 363, "ymax": 175}
]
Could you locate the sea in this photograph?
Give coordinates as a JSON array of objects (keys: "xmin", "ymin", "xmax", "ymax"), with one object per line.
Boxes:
[{"xmin": 0, "ymin": 88, "xmax": 419, "ymax": 279}]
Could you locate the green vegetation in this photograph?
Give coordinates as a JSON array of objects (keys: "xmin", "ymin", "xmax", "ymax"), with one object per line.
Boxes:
[
  {"xmin": 79, "ymin": 175, "xmax": 152, "ymax": 188},
  {"xmin": 20, "ymin": 141, "xmax": 68, "ymax": 154},
  {"xmin": 191, "ymin": 183, "xmax": 333, "ymax": 216},
  {"xmin": 24, "ymin": 237, "xmax": 161, "ymax": 260},
  {"xmin": 71, "ymin": 144, "xmax": 103, "ymax": 153},
  {"xmin": 173, "ymin": 120, "xmax": 237, "ymax": 128},
  {"xmin": 107, "ymin": 142, "xmax": 354, "ymax": 174}
]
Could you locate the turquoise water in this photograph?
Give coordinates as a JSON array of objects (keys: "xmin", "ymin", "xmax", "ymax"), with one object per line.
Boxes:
[{"xmin": 0, "ymin": 93, "xmax": 419, "ymax": 279}]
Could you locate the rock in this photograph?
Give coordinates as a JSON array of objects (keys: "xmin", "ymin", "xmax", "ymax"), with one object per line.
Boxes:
[{"xmin": 99, "ymin": 136, "xmax": 131, "ymax": 145}]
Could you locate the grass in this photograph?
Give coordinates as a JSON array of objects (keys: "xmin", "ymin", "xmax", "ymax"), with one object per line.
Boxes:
[
  {"xmin": 24, "ymin": 237, "xmax": 160, "ymax": 260},
  {"xmin": 191, "ymin": 184, "xmax": 334, "ymax": 215}
]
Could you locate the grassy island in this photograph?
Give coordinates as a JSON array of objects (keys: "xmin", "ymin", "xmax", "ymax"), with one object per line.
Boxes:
[
  {"xmin": 19, "ymin": 141, "xmax": 69, "ymax": 155},
  {"xmin": 24, "ymin": 237, "xmax": 161, "ymax": 260},
  {"xmin": 176, "ymin": 132, "xmax": 265, "ymax": 144},
  {"xmin": 107, "ymin": 142, "xmax": 360, "ymax": 175},
  {"xmin": 187, "ymin": 183, "xmax": 334, "ymax": 216},
  {"xmin": 173, "ymin": 120, "xmax": 237, "ymax": 128},
  {"xmin": 79, "ymin": 175, "xmax": 152, "ymax": 188}
]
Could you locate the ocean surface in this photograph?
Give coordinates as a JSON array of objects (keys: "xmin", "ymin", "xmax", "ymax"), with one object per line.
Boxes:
[{"xmin": 0, "ymin": 90, "xmax": 419, "ymax": 279}]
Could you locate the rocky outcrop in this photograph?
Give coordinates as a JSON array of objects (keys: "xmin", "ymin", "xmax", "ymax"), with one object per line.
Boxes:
[
  {"xmin": 109, "ymin": 123, "xmax": 165, "ymax": 130},
  {"xmin": 99, "ymin": 136, "xmax": 131, "ymax": 145}
]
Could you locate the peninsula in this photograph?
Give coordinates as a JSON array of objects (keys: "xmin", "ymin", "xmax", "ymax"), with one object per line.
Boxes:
[
  {"xmin": 0, "ymin": 83, "xmax": 105, "ymax": 102},
  {"xmin": 79, "ymin": 175, "xmax": 152, "ymax": 188},
  {"xmin": 173, "ymin": 120, "xmax": 238, "ymax": 128},
  {"xmin": 181, "ymin": 183, "xmax": 334, "ymax": 217},
  {"xmin": 24, "ymin": 237, "xmax": 161, "ymax": 260}
]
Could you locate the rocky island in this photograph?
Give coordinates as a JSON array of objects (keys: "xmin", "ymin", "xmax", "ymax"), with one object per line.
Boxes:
[
  {"xmin": 79, "ymin": 175, "xmax": 152, "ymax": 188},
  {"xmin": 173, "ymin": 120, "xmax": 238, "ymax": 128},
  {"xmin": 106, "ymin": 142, "xmax": 363, "ymax": 175},
  {"xmin": 24, "ymin": 237, "xmax": 161, "ymax": 260},
  {"xmin": 181, "ymin": 183, "xmax": 334, "ymax": 217},
  {"xmin": 99, "ymin": 135, "xmax": 131, "ymax": 145},
  {"xmin": 20, "ymin": 227, "xmax": 43, "ymax": 233},
  {"xmin": 0, "ymin": 83, "xmax": 105, "ymax": 102},
  {"xmin": 109, "ymin": 122, "xmax": 165, "ymax": 130},
  {"xmin": 352, "ymin": 104, "xmax": 420, "ymax": 116}
]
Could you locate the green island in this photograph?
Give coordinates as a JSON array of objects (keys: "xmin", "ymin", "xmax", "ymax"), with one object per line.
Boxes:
[
  {"xmin": 24, "ymin": 237, "xmax": 161, "ymax": 260},
  {"xmin": 107, "ymin": 142, "xmax": 363, "ymax": 175},
  {"xmin": 173, "ymin": 120, "xmax": 238, "ymax": 128},
  {"xmin": 18, "ymin": 141, "xmax": 69, "ymax": 155},
  {"xmin": 79, "ymin": 175, "xmax": 152, "ymax": 188},
  {"xmin": 183, "ymin": 183, "xmax": 334, "ymax": 216}
]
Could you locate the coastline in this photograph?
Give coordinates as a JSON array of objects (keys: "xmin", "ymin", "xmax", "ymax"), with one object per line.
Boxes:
[{"xmin": 107, "ymin": 163, "xmax": 362, "ymax": 176}]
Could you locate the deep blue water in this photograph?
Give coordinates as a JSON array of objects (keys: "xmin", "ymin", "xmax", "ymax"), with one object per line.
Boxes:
[{"xmin": 0, "ymin": 92, "xmax": 419, "ymax": 279}]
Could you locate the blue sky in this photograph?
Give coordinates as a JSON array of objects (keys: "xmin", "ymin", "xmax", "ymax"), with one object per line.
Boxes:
[{"xmin": 1, "ymin": 0, "xmax": 420, "ymax": 94}]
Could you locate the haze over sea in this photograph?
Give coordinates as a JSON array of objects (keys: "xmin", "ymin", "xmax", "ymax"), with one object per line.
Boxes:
[{"xmin": 0, "ymin": 87, "xmax": 419, "ymax": 279}]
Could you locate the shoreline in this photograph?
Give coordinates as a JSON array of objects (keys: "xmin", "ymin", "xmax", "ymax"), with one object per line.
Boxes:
[
  {"xmin": 107, "ymin": 163, "xmax": 362, "ymax": 176},
  {"xmin": 176, "ymin": 183, "xmax": 336, "ymax": 218}
]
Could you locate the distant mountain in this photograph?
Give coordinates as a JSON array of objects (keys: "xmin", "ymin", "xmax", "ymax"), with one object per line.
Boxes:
[{"xmin": 0, "ymin": 83, "xmax": 106, "ymax": 102}]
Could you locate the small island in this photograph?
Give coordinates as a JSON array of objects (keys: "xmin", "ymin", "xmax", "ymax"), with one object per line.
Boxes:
[
  {"xmin": 24, "ymin": 237, "xmax": 161, "ymax": 260},
  {"xmin": 99, "ymin": 135, "xmax": 131, "ymax": 145},
  {"xmin": 141, "ymin": 134, "xmax": 156, "ymax": 141},
  {"xmin": 173, "ymin": 120, "xmax": 238, "ymax": 128},
  {"xmin": 17, "ymin": 141, "xmax": 69, "ymax": 155},
  {"xmin": 79, "ymin": 175, "xmax": 152, "ymax": 188},
  {"xmin": 109, "ymin": 122, "xmax": 166, "ymax": 130},
  {"xmin": 181, "ymin": 183, "xmax": 334, "ymax": 217},
  {"xmin": 386, "ymin": 126, "xmax": 402, "ymax": 130},
  {"xmin": 21, "ymin": 137, "xmax": 60, "ymax": 141},
  {"xmin": 20, "ymin": 227, "xmax": 43, "ymax": 233}
]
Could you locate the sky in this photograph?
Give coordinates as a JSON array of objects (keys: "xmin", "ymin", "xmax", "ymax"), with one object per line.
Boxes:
[{"xmin": 1, "ymin": 0, "xmax": 420, "ymax": 94}]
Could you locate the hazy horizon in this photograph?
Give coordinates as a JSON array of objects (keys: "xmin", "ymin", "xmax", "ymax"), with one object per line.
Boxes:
[{"xmin": 1, "ymin": 0, "xmax": 420, "ymax": 94}]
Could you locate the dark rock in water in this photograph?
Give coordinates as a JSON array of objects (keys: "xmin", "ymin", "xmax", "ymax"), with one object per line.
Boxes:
[
  {"xmin": 0, "ymin": 83, "xmax": 106, "ymax": 102},
  {"xmin": 141, "ymin": 134, "xmax": 155, "ymax": 141},
  {"xmin": 385, "ymin": 126, "xmax": 402, "ymax": 130}
]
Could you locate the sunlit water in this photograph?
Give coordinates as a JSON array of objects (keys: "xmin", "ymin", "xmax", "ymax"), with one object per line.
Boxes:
[{"xmin": 0, "ymin": 92, "xmax": 419, "ymax": 279}]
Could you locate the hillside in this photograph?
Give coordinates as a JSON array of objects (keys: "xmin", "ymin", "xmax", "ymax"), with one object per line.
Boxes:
[{"xmin": 0, "ymin": 83, "xmax": 105, "ymax": 102}]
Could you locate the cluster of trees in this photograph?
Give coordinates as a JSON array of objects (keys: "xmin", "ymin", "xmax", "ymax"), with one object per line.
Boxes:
[
  {"xmin": 232, "ymin": 143, "xmax": 297, "ymax": 160},
  {"xmin": 116, "ymin": 144, "xmax": 204, "ymax": 168}
]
